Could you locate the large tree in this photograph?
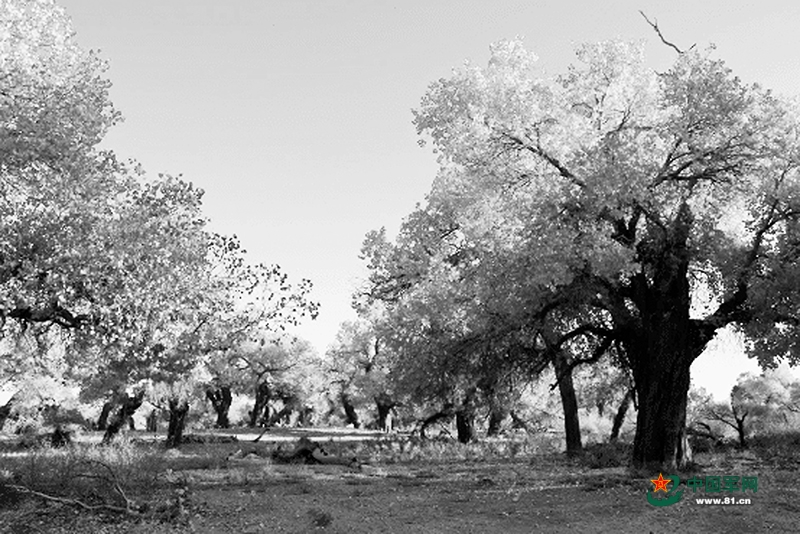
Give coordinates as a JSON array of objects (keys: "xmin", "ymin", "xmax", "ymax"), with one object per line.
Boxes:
[{"xmin": 399, "ymin": 38, "xmax": 800, "ymax": 469}]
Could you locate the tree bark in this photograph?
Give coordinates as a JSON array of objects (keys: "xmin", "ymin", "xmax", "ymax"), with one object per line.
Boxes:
[
  {"xmin": 552, "ymin": 350, "xmax": 582, "ymax": 456},
  {"xmin": 341, "ymin": 392, "xmax": 360, "ymax": 428},
  {"xmin": 626, "ymin": 204, "xmax": 706, "ymax": 470},
  {"xmin": 166, "ymin": 398, "xmax": 189, "ymax": 448},
  {"xmin": 249, "ymin": 381, "xmax": 270, "ymax": 427},
  {"xmin": 609, "ymin": 388, "xmax": 633, "ymax": 442},
  {"xmin": 102, "ymin": 391, "xmax": 144, "ymax": 444},
  {"xmin": 206, "ymin": 385, "xmax": 232, "ymax": 428},
  {"xmin": 630, "ymin": 326, "xmax": 696, "ymax": 469}
]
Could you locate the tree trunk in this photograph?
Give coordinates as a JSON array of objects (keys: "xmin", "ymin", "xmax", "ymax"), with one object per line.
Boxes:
[
  {"xmin": 455, "ymin": 408, "xmax": 475, "ymax": 444},
  {"xmin": 552, "ymin": 350, "xmax": 582, "ymax": 457},
  {"xmin": 630, "ymin": 335, "xmax": 696, "ymax": 470},
  {"xmin": 735, "ymin": 416, "xmax": 748, "ymax": 449},
  {"xmin": 375, "ymin": 393, "xmax": 395, "ymax": 432},
  {"xmin": 102, "ymin": 391, "xmax": 144, "ymax": 444},
  {"xmin": 0, "ymin": 396, "xmax": 14, "ymax": 431},
  {"xmin": 420, "ymin": 405, "xmax": 453, "ymax": 439},
  {"xmin": 249, "ymin": 381, "xmax": 270, "ymax": 427},
  {"xmin": 487, "ymin": 407, "xmax": 508, "ymax": 437},
  {"xmin": 628, "ymin": 204, "xmax": 706, "ymax": 470},
  {"xmin": 341, "ymin": 392, "xmax": 360, "ymax": 428},
  {"xmin": 609, "ymin": 388, "xmax": 633, "ymax": 442},
  {"xmin": 166, "ymin": 398, "xmax": 190, "ymax": 448},
  {"xmin": 268, "ymin": 403, "xmax": 294, "ymax": 426},
  {"xmin": 146, "ymin": 409, "xmax": 159, "ymax": 432},
  {"xmin": 297, "ymin": 405, "xmax": 314, "ymax": 427},
  {"xmin": 96, "ymin": 401, "xmax": 114, "ymax": 431},
  {"xmin": 206, "ymin": 385, "xmax": 232, "ymax": 428}
]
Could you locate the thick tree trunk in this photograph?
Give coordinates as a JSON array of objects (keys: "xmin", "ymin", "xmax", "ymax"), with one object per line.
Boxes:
[
  {"xmin": 487, "ymin": 407, "xmax": 508, "ymax": 437},
  {"xmin": 455, "ymin": 408, "xmax": 475, "ymax": 444},
  {"xmin": 102, "ymin": 391, "xmax": 144, "ymax": 444},
  {"xmin": 96, "ymin": 400, "xmax": 114, "ymax": 431},
  {"xmin": 552, "ymin": 350, "xmax": 582, "ymax": 456},
  {"xmin": 166, "ymin": 398, "xmax": 189, "ymax": 448},
  {"xmin": 341, "ymin": 392, "xmax": 360, "ymax": 428},
  {"xmin": 628, "ymin": 203, "xmax": 706, "ymax": 470},
  {"xmin": 631, "ymin": 337, "xmax": 695, "ymax": 470},
  {"xmin": 0, "ymin": 396, "xmax": 14, "ymax": 431},
  {"xmin": 206, "ymin": 385, "xmax": 232, "ymax": 428},
  {"xmin": 609, "ymin": 388, "xmax": 633, "ymax": 442},
  {"xmin": 249, "ymin": 382, "xmax": 270, "ymax": 427}
]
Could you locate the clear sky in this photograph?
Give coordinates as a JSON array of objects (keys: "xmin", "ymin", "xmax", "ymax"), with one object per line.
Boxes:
[{"xmin": 57, "ymin": 0, "xmax": 800, "ymax": 400}]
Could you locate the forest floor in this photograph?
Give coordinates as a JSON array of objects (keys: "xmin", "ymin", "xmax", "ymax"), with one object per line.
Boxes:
[{"xmin": 1, "ymin": 428, "xmax": 797, "ymax": 533}]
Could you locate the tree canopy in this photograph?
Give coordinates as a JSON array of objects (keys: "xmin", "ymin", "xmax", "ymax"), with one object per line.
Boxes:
[
  {"xmin": 363, "ymin": 37, "xmax": 800, "ymax": 468},
  {"xmin": 0, "ymin": 0, "xmax": 320, "ymax": 442}
]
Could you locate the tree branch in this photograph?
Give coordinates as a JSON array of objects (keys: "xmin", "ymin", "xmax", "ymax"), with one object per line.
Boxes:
[{"xmin": 639, "ymin": 11, "xmax": 693, "ymax": 54}]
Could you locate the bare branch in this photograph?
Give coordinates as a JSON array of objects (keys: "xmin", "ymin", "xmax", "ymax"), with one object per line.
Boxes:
[{"xmin": 639, "ymin": 11, "xmax": 693, "ymax": 54}]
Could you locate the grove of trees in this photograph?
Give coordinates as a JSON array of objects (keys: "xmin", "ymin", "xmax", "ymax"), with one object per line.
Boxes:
[
  {"xmin": 4, "ymin": 0, "xmax": 799, "ymax": 474},
  {"xmin": 359, "ymin": 37, "xmax": 800, "ymax": 468},
  {"xmin": 0, "ymin": 0, "xmax": 318, "ymax": 446}
]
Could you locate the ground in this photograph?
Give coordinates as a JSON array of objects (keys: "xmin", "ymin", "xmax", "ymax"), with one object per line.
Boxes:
[{"xmin": 1, "ymin": 428, "xmax": 797, "ymax": 533}]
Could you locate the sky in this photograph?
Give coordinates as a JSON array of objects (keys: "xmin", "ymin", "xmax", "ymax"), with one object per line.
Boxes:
[{"xmin": 56, "ymin": 0, "xmax": 800, "ymax": 400}]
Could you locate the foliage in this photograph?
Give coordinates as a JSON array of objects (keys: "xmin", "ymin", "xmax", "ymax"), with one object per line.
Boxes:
[
  {"xmin": 749, "ymin": 430, "xmax": 800, "ymax": 468},
  {"xmin": 325, "ymin": 317, "xmax": 397, "ymax": 426},
  {"xmin": 365, "ymin": 35, "xmax": 800, "ymax": 467},
  {"xmin": 700, "ymin": 369, "xmax": 800, "ymax": 448},
  {"xmin": 0, "ymin": 0, "xmax": 320, "ymax": 437}
]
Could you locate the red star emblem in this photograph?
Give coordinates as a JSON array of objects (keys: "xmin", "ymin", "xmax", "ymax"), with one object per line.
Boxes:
[{"xmin": 651, "ymin": 473, "xmax": 671, "ymax": 493}]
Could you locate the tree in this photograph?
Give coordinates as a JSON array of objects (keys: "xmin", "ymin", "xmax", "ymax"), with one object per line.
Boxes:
[
  {"xmin": 359, "ymin": 198, "xmax": 612, "ymax": 451},
  {"xmin": 0, "ymin": 0, "xmax": 321, "ymax": 448},
  {"xmin": 404, "ymin": 37, "xmax": 800, "ymax": 469},
  {"xmin": 704, "ymin": 370, "xmax": 799, "ymax": 448},
  {"xmin": 1, "ymin": 0, "xmax": 127, "ymax": 343},
  {"xmin": 326, "ymin": 318, "xmax": 399, "ymax": 432}
]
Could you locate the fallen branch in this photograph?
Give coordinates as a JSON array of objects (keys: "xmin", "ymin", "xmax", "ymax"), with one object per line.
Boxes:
[
  {"xmin": 271, "ymin": 437, "xmax": 358, "ymax": 467},
  {"xmin": 8, "ymin": 485, "xmax": 141, "ymax": 516}
]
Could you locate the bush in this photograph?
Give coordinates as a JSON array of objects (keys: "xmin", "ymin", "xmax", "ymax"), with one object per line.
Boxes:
[
  {"xmin": 749, "ymin": 431, "xmax": 800, "ymax": 467},
  {"xmin": 578, "ymin": 441, "xmax": 632, "ymax": 469}
]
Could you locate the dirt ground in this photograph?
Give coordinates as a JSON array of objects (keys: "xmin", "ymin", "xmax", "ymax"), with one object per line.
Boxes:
[{"xmin": 1, "ymin": 430, "xmax": 797, "ymax": 533}]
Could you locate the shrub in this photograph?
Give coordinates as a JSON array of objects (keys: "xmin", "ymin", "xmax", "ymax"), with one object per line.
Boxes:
[
  {"xmin": 578, "ymin": 441, "xmax": 632, "ymax": 469},
  {"xmin": 749, "ymin": 431, "xmax": 800, "ymax": 467}
]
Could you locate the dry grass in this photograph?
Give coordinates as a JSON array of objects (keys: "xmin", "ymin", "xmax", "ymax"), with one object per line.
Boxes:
[{"xmin": 1, "ymin": 429, "xmax": 798, "ymax": 532}]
